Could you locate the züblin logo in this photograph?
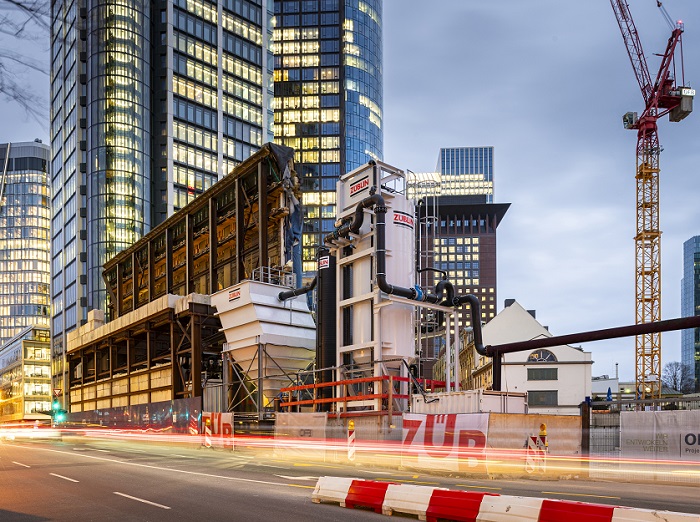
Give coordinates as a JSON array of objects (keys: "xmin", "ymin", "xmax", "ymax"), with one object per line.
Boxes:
[
  {"xmin": 394, "ymin": 211, "xmax": 414, "ymax": 229},
  {"xmin": 228, "ymin": 288, "xmax": 241, "ymax": 301},
  {"xmin": 350, "ymin": 176, "xmax": 370, "ymax": 197}
]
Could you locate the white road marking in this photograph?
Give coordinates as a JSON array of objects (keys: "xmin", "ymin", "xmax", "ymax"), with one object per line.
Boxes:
[
  {"xmin": 23, "ymin": 446, "xmax": 305, "ymax": 488},
  {"xmin": 12, "ymin": 461, "xmax": 30, "ymax": 468},
  {"xmin": 95, "ymin": 449, "xmax": 110, "ymax": 453},
  {"xmin": 50, "ymin": 473, "xmax": 79, "ymax": 483},
  {"xmin": 114, "ymin": 492, "xmax": 171, "ymax": 510},
  {"xmin": 171, "ymin": 454, "xmax": 196, "ymax": 459},
  {"xmin": 274, "ymin": 475, "xmax": 318, "ymax": 481}
]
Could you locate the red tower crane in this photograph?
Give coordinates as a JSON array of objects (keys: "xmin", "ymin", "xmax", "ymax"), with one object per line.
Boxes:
[{"xmin": 610, "ymin": 0, "xmax": 694, "ymax": 399}]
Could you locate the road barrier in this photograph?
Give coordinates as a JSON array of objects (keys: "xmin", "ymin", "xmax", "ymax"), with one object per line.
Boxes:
[{"xmin": 311, "ymin": 476, "xmax": 700, "ymax": 522}]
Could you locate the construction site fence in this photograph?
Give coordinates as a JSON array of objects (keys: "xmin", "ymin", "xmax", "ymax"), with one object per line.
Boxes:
[{"xmin": 280, "ymin": 375, "xmax": 446, "ymax": 412}]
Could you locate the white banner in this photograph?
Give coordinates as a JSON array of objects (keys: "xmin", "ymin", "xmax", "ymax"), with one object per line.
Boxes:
[
  {"xmin": 402, "ymin": 413, "xmax": 489, "ymax": 472},
  {"xmin": 621, "ymin": 410, "xmax": 700, "ymax": 462}
]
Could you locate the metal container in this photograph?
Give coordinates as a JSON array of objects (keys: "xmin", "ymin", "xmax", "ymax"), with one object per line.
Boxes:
[{"xmin": 411, "ymin": 389, "xmax": 528, "ymax": 415}]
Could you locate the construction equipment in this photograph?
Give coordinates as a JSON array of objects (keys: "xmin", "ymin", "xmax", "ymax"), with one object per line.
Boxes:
[{"xmin": 610, "ymin": 0, "xmax": 694, "ymax": 398}]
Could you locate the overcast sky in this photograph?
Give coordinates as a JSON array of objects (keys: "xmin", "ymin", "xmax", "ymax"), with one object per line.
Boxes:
[
  {"xmin": 384, "ymin": 0, "xmax": 700, "ymax": 381},
  {"xmin": 2, "ymin": 1, "xmax": 699, "ymax": 382}
]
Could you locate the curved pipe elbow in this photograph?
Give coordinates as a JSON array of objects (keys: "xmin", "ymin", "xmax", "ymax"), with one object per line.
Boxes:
[
  {"xmin": 278, "ymin": 276, "xmax": 317, "ymax": 301},
  {"xmin": 453, "ymin": 294, "xmax": 486, "ymax": 356}
]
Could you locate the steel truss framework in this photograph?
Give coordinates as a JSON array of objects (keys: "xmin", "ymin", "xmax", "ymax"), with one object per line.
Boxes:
[{"xmin": 67, "ymin": 144, "xmax": 296, "ymax": 413}]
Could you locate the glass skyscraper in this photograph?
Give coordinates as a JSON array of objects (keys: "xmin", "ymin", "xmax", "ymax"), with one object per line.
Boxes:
[
  {"xmin": 681, "ymin": 235, "xmax": 700, "ymax": 392},
  {"xmin": 50, "ymin": 0, "xmax": 273, "ymax": 397},
  {"xmin": 0, "ymin": 141, "xmax": 51, "ymax": 345},
  {"xmin": 272, "ymin": 0, "xmax": 383, "ymax": 273},
  {"xmin": 435, "ymin": 146, "xmax": 493, "ymax": 200}
]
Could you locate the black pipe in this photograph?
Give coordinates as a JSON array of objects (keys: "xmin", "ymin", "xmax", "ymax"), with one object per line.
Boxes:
[
  {"xmin": 452, "ymin": 294, "xmax": 486, "ymax": 356},
  {"xmin": 323, "ymin": 193, "xmax": 385, "ymax": 244},
  {"xmin": 315, "ymin": 248, "xmax": 336, "ymax": 409},
  {"xmin": 486, "ymin": 314, "xmax": 700, "ymax": 356},
  {"xmin": 488, "ymin": 315, "xmax": 700, "ymax": 391},
  {"xmin": 278, "ymin": 276, "xmax": 317, "ymax": 301},
  {"xmin": 373, "ymin": 198, "xmax": 420, "ymax": 300}
]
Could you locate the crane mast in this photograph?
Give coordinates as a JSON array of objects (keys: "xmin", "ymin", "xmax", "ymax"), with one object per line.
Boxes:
[{"xmin": 610, "ymin": 0, "xmax": 694, "ymax": 399}]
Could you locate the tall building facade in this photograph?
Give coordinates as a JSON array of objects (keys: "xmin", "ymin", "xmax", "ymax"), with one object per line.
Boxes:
[
  {"xmin": 0, "ymin": 141, "xmax": 51, "ymax": 345},
  {"xmin": 410, "ymin": 147, "xmax": 508, "ymax": 367},
  {"xmin": 50, "ymin": 0, "xmax": 274, "ymax": 398},
  {"xmin": 681, "ymin": 235, "xmax": 700, "ymax": 392},
  {"xmin": 436, "ymin": 146, "xmax": 493, "ymax": 200},
  {"xmin": 272, "ymin": 0, "xmax": 383, "ymax": 273}
]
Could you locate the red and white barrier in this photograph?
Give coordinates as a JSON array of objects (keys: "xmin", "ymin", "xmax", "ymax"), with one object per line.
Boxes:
[{"xmin": 312, "ymin": 477, "xmax": 700, "ymax": 522}]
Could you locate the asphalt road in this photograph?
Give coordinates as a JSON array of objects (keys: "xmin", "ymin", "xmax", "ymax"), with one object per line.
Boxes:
[{"xmin": 1, "ymin": 436, "xmax": 699, "ymax": 521}]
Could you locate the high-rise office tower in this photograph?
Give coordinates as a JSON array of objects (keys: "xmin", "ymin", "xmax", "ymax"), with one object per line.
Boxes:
[
  {"xmin": 50, "ymin": 0, "xmax": 274, "ymax": 392},
  {"xmin": 272, "ymin": 0, "xmax": 383, "ymax": 273},
  {"xmin": 436, "ymin": 147, "xmax": 494, "ymax": 200},
  {"xmin": 411, "ymin": 147, "xmax": 508, "ymax": 367},
  {"xmin": 0, "ymin": 141, "xmax": 51, "ymax": 345},
  {"xmin": 681, "ymin": 236, "xmax": 700, "ymax": 392}
]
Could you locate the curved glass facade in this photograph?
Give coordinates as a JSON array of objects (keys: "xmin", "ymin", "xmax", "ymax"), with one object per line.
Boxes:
[
  {"xmin": 343, "ymin": 0, "xmax": 382, "ymax": 172},
  {"xmin": 0, "ymin": 142, "xmax": 51, "ymax": 345},
  {"xmin": 86, "ymin": 0, "xmax": 152, "ymax": 309},
  {"xmin": 273, "ymin": 0, "xmax": 383, "ymax": 273}
]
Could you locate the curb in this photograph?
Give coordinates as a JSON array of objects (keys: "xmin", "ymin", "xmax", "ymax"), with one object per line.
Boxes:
[{"xmin": 311, "ymin": 476, "xmax": 700, "ymax": 522}]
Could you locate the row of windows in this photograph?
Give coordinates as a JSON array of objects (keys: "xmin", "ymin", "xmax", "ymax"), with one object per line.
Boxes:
[
  {"xmin": 0, "ymin": 270, "xmax": 50, "ymax": 284},
  {"xmin": 223, "ymin": 31, "xmax": 262, "ymax": 67},
  {"xmin": 278, "ymin": 12, "xmax": 338, "ymax": 26},
  {"xmin": 172, "ymin": 142, "xmax": 218, "ymax": 174},
  {"xmin": 173, "ymin": 97, "xmax": 218, "ymax": 130},
  {"xmin": 274, "ymin": 79, "xmax": 340, "ymax": 98},
  {"xmin": 173, "ymin": 75, "xmax": 218, "ymax": 110},
  {"xmin": 274, "ymin": 121, "xmax": 339, "ymax": 138},
  {"xmin": 222, "ymin": 73, "xmax": 262, "ymax": 106},
  {"xmin": 174, "ymin": 33, "xmax": 217, "ymax": 68},
  {"xmin": 221, "ymin": 0, "xmax": 262, "ymax": 26},
  {"xmin": 223, "ymin": 116, "xmax": 263, "ymax": 146},
  {"xmin": 274, "ymin": 26, "xmax": 339, "ymax": 42},
  {"xmin": 222, "ymin": 10, "xmax": 263, "ymax": 45},
  {"xmin": 173, "ymin": 120, "xmax": 217, "ymax": 152},
  {"xmin": 275, "ymin": 108, "xmax": 339, "ymax": 123},
  {"xmin": 173, "ymin": 8, "xmax": 217, "ymax": 46},
  {"xmin": 274, "ymin": 95, "xmax": 337, "ymax": 110},
  {"xmin": 295, "ymin": 150, "xmax": 339, "ymax": 163},
  {"xmin": 281, "ymin": 136, "xmax": 339, "ymax": 150},
  {"xmin": 222, "ymin": 54, "xmax": 263, "ymax": 86},
  {"xmin": 173, "ymin": 0, "xmax": 217, "ymax": 25},
  {"xmin": 274, "ymin": 67, "xmax": 338, "ymax": 82},
  {"xmin": 222, "ymin": 95, "xmax": 263, "ymax": 126},
  {"xmin": 173, "ymin": 164, "xmax": 217, "ymax": 193},
  {"xmin": 0, "ymin": 157, "xmax": 47, "ymax": 172},
  {"xmin": 174, "ymin": 53, "xmax": 218, "ymax": 89},
  {"xmin": 275, "ymin": 0, "xmax": 339, "ymax": 14}
]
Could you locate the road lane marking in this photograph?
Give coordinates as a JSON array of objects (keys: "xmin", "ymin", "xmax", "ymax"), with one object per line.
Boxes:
[
  {"xmin": 95, "ymin": 449, "xmax": 110, "ymax": 453},
  {"xmin": 114, "ymin": 492, "xmax": 171, "ymax": 510},
  {"xmin": 171, "ymin": 454, "xmax": 196, "ymax": 459},
  {"xmin": 27, "ymin": 446, "xmax": 312, "ymax": 489},
  {"xmin": 541, "ymin": 491, "xmax": 621, "ymax": 500},
  {"xmin": 12, "ymin": 461, "xmax": 30, "ymax": 468},
  {"xmin": 456, "ymin": 484, "xmax": 502, "ymax": 491},
  {"xmin": 50, "ymin": 473, "xmax": 79, "ymax": 483},
  {"xmin": 288, "ymin": 484, "xmax": 315, "ymax": 489},
  {"xmin": 274, "ymin": 475, "xmax": 318, "ymax": 481}
]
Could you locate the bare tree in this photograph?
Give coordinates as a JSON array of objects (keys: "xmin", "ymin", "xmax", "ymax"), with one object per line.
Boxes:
[
  {"xmin": 662, "ymin": 361, "xmax": 695, "ymax": 394},
  {"xmin": 0, "ymin": 0, "xmax": 49, "ymax": 121}
]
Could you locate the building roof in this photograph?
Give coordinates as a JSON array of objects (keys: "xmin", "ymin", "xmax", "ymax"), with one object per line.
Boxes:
[{"xmin": 484, "ymin": 300, "xmax": 590, "ymax": 363}]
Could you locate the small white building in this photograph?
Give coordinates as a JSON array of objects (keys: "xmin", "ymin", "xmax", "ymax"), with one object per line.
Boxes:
[{"xmin": 483, "ymin": 300, "xmax": 593, "ymax": 415}]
